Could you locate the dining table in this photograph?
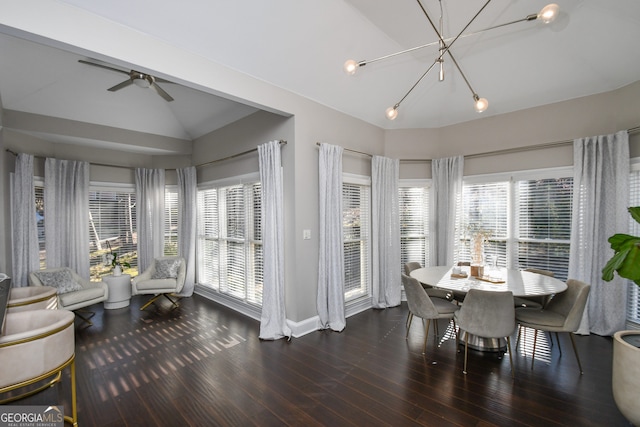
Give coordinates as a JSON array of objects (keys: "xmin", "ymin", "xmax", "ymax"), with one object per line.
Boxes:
[{"xmin": 409, "ymin": 265, "xmax": 568, "ymax": 351}]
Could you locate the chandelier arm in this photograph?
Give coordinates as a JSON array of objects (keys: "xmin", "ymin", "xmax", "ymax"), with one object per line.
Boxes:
[
  {"xmin": 445, "ymin": 51, "xmax": 477, "ymax": 97},
  {"xmin": 393, "ymin": 0, "xmax": 491, "ymax": 109}
]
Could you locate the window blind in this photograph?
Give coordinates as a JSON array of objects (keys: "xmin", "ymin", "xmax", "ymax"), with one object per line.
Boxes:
[
  {"xmin": 515, "ymin": 177, "xmax": 572, "ymax": 280},
  {"xmin": 164, "ymin": 189, "xmax": 178, "ymax": 256},
  {"xmin": 399, "ymin": 185, "xmax": 429, "ymax": 268},
  {"xmin": 88, "ymin": 187, "xmax": 137, "ymax": 278},
  {"xmin": 197, "ymin": 181, "xmax": 263, "ymax": 307},
  {"xmin": 35, "ymin": 185, "xmax": 46, "ymax": 269},
  {"xmin": 627, "ymin": 170, "xmax": 640, "ymax": 326},
  {"xmin": 343, "ymin": 182, "xmax": 370, "ymax": 301},
  {"xmin": 460, "ymin": 181, "xmax": 508, "ymax": 266}
]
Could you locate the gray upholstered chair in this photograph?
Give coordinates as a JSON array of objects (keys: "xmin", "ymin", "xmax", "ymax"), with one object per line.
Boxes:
[
  {"xmin": 0, "ymin": 309, "xmax": 77, "ymax": 425},
  {"xmin": 515, "ymin": 279, "xmax": 590, "ymax": 374},
  {"xmin": 132, "ymin": 256, "xmax": 186, "ymax": 310},
  {"xmin": 455, "ymin": 289, "xmax": 516, "ymax": 377},
  {"xmin": 402, "ymin": 274, "xmax": 459, "ymax": 355},
  {"xmin": 513, "ymin": 268, "xmax": 555, "ymax": 309},
  {"xmin": 29, "ymin": 267, "xmax": 108, "ymax": 326},
  {"xmin": 403, "ymin": 262, "xmax": 453, "ymax": 301}
]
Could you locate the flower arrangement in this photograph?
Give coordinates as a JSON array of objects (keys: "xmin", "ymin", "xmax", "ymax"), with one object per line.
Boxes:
[
  {"xmin": 466, "ymin": 225, "xmax": 492, "ymax": 265},
  {"xmin": 102, "ymin": 240, "xmax": 131, "ymax": 271}
]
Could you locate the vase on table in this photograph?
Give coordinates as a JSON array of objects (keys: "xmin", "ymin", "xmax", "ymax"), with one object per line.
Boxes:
[
  {"xmin": 470, "ymin": 234, "xmax": 485, "ymax": 278},
  {"xmin": 113, "ymin": 265, "xmax": 122, "ymax": 276}
]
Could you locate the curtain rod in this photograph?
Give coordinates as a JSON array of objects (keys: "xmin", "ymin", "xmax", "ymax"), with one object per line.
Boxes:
[
  {"xmin": 398, "ymin": 125, "xmax": 640, "ymax": 162},
  {"xmin": 315, "ymin": 142, "xmax": 373, "ymax": 158},
  {"xmin": 4, "ymin": 140, "xmax": 287, "ymax": 170}
]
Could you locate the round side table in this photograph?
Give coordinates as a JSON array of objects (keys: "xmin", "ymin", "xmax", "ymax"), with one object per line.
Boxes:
[{"xmin": 103, "ymin": 274, "xmax": 132, "ymax": 309}]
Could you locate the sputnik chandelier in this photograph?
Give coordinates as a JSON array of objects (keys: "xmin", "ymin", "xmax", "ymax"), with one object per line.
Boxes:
[{"xmin": 343, "ymin": 1, "xmax": 560, "ymax": 120}]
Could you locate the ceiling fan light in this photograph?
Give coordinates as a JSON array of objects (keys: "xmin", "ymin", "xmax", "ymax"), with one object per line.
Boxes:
[
  {"xmin": 474, "ymin": 96, "xmax": 488, "ymax": 113},
  {"xmin": 385, "ymin": 106, "xmax": 399, "ymax": 120},
  {"xmin": 343, "ymin": 59, "xmax": 359, "ymax": 76},
  {"xmin": 538, "ymin": 4, "xmax": 559, "ymax": 24},
  {"xmin": 133, "ymin": 75, "xmax": 151, "ymax": 88}
]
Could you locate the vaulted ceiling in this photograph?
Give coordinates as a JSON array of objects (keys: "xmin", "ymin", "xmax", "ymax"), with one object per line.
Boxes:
[{"xmin": 1, "ymin": 0, "xmax": 639, "ymax": 154}]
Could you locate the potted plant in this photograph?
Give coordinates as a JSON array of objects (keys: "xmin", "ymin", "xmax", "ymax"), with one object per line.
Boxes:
[
  {"xmin": 602, "ymin": 206, "xmax": 640, "ymax": 425},
  {"xmin": 102, "ymin": 241, "xmax": 131, "ymax": 277}
]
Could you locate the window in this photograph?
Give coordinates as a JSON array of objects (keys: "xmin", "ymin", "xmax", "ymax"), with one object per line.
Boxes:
[
  {"xmin": 627, "ymin": 164, "xmax": 640, "ymax": 326},
  {"xmin": 457, "ymin": 169, "xmax": 573, "ymax": 280},
  {"xmin": 35, "ymin": 183, "xmax": 45, "ymax": 269},
  {"xmin": 343, "ymin": 175, "xmax": 371, "ymax": 301},
  {"xmin": 197, "ymin": 179, "xmax": 263, "ymax": 306},
  {"xmin": 458, "ymin": 181, "xmax": 508, "ymax": 267},
  {"xmin": 89, "ymin": 185, "xmax": 137, "ymax": 279},
  {"xmin": 515, "ymin": 177, "xmax": 572, "ymax": 280},
  {"xmin": 164, "ymin": 188, "xmax": 178, "ymax": 256},
  {"xmin": 399, "ymin": 181, "xmax": 430, "ymax": 269}
]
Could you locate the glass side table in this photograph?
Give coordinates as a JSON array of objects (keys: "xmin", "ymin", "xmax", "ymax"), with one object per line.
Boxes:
[{"xmin": 103, "ymin": 274, "xmax": 132, "ymax": 309}]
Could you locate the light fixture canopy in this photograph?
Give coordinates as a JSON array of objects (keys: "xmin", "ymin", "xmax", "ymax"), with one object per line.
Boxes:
[{"xmin": 346, "ymin": 2, "xmax": 560, "ymax": 121}]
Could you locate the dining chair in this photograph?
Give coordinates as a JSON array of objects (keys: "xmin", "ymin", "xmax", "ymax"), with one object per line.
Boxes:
[
  {"xmin": 455, "ymin": 289, "xmax": 516, "ymax": 378},
  {"xmin": 515, "ymin": 279, "xmax": 590, "ymax": 374},
  {"xmin": 403, "ymin": 262, "xmax": 453, "ymax": 300},
  {"xmin": 513, "ymin": 268, "xmax": 555, "ymax": 309},
  {"xmin": 402, "ymin": 274, "xmax": 459, "ymax": 355}
]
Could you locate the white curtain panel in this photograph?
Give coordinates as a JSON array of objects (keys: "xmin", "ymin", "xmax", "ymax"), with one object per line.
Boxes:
[
  {"xmin": 176, "ymin": 166, "xmax": 197, "ymax": 298},
  {"xmin": 11, "ymin": 154, "xmax": 40, "ymax": 286},
  {"xmin": 430, "ymin": 156, "xmax": 464, "ymax": 266},
  {"xmin": 44, "ymin": 158, "xmax": 90, "ymax": 278},
  {"xmin": 317, "ymin": 143, "xmax": 346, "ymax": 331},
  {"xmin": 135, "ymin": 168, "xmax": 165, "ymax": 274},
  {"xmin": 371, "ymin": 155, "xmax": 401, "ymax": 308},
  {"xmin": 569, "ymin": 130, "xmax": 629, "ymax": 335},
  {"xmin": 258, "ymin": 140, "xmax": 292, "ymax": 340}
]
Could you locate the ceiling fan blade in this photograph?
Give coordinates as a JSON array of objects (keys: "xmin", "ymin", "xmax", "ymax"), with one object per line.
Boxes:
[
  {"xmin": 78, "ymin": 59, "xmax": 130, "ymax": 75},
  {"xmin": 150, "ymin": 82, "xmax": 174, "ymax": 102},
  {"xmin": 108, "ymin": 79, "xmax": 134, "ymax": 92}
]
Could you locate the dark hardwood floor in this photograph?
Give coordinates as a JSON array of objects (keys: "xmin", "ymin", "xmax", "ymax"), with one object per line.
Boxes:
[{"xmin": 12, "ymin": 294, "xmax": 630, "ymax": 426}]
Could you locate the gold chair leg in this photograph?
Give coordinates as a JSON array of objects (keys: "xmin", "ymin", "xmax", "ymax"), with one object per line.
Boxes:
[
  {"xmin": 162, "ymin": 293, "xmax": 180, "ymax": 307},
  {"xmin": 63, "ymin": 357, "xmax": 78, "ymax": 427},
  {"xmin": 422, "ymin": 319, "xmax": 431, "ymax": 355},
  {"xmin": 139, "ymin": 294, "xmax": 162, "ymax": 310},
  {"xmin": 506, "ymin": 337, "xmax": 515, "ymax": 379},
  {"xmin": 568, "ymin": 333, "xmax": 584, "ymax": 375},
  {"xmin": 74, "ymin": 309, "xmax": 95, "ymax": 326},
  {"xmin": 531, "ymin": 329, "xmax": 539, "ymax": 370},
  {"xmin": 406, "ymin": 313, "xmax": 413, "ymax": 339}
]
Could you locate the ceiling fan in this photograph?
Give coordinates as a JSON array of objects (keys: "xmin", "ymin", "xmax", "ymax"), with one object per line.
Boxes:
[{"xmin": 78, "ymin": 59, "xmax": 174, "ymax": 102}]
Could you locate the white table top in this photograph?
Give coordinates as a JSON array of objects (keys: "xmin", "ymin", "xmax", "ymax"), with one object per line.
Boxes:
[{"xmin": 409, "ymin": 266, "xmax": 567, "ymax": 297}]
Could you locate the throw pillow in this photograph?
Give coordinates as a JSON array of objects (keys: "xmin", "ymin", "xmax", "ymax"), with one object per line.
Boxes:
[
  {"xmin": 33, "ymin": 269, "xmax": 83, "ymax": 295},
  {"xmin": 152, "ymin": 259, "xmax": 181, "ymax": 279}
]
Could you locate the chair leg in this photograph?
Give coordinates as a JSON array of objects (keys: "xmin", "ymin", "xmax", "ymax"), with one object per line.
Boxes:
[
  {"xmin": 139, "ymin": 294, "xmax": 162, "ymax": 311},
  {"xmin": 506, "ymin": 337, "xmax": 515, "ymax": 379},
  {"xmin": 463, "ymin": 331, "xmax": 469, "ymax": 375},
  {"xmin": 555, "ymin": 332, "xmax": 563, "ymax": 356},
  {"xmin": 406, "ymin": 312, "xmax": 414, "ymax": 336},
  {"xmin": 531, "ymin": 329, "xmax": 539, "ymax": 370},
  {"xmin": 568, "ymin": 333, "xmax": 584, "ymax": 375},
  {"xmin": 162, "ymin": 293, "xmax": 180, "ymax": 307},
  {"xmin": 422, "ymin": 319, "xmax": 431, "ymax": 355},
  {"xmin": 74, "ymin": 309, "xmax": 96, "ymax": 326}
]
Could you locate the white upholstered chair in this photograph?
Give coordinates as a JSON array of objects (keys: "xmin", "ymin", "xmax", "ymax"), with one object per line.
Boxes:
[
  {"xmin": 0, "ymin": 309, "xmax": 77, "ymax": 425},
  {"xmin": 132, "ymin": 256, "xmax": 186, "ymax": 311},
  {"xmin": 29, "ymin": 267, "xmax": 108, "ymax": 326}
]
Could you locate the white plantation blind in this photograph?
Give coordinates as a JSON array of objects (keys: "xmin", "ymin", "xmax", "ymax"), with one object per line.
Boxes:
[
  {"xmin": 627, "ymin": 168, "xmax": 640, "ymax": 326},
  {"xmin": 164, "ymin": 188, "xmax": 178, "ymax": 256},
  {"xmin": 399, "ymin": 185, "xmax": 430, "ymax": 268},
  {"xmin": 515, "ymin": 177, "xmax": 572, "ymax": 280},
  {"xmin": 343, "ymin": 180, "xmax": 371, "ymax": 301},
  {"xmin": 88, "ymin": 186, "xmax": 137, "ymax": 278},
  {"xmin": 460, "ymin": 181, "xmax": 508, "ymax": 267},
  {"xmin": 197, "ymin": 179, "xmax": 263, "ymax": 306},
  {"xmin": 35, "ymin": 184, "xmax": 45, "ymax": 269}
]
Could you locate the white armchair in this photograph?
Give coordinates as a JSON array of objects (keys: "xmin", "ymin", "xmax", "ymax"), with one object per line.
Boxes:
[
  {"xmin": 132, "ymin": 256, "xmax": 186, "ymax": 311},
  {"xmin": 0, "ymin": 309, "xmax": 77, "ymax": 425},
  {"xmin": 29, "ymin": 267, "xmax": 108, "ymax": 326}
]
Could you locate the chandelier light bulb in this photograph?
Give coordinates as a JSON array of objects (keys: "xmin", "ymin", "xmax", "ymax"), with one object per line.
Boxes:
[
  {"xmin": 385, "ymin": 106, "xmax": 399, "ymax": 120},
  {"xmin": 343, "ymin": 59, "xmax": 359, "ymax": 75},
  {"xmin": 538, "ymin": 4, "xmax": 559, "ymax": 24},
  {"xmin": 474, "ymin": 96, "xmax": 489, "ymax": 113}
]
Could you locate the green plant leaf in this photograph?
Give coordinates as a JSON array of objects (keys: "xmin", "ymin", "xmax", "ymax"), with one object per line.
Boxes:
[
  {"xmin": 603, "ymin": 248, "xmax": 630, "ymax": 281},
  {"xmin": 629, "ymin": 207, "xmax": 640, "ymax": 225}
]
